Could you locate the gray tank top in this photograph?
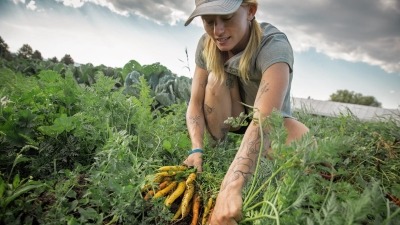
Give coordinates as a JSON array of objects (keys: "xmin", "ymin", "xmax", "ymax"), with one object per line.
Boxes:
[{"xmin": 195, "ymin": 22, "xmax": 294, "ymax": 118}]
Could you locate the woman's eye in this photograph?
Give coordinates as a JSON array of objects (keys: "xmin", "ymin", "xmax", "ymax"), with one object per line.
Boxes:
[{"xmin": 205, "ymin": 20, "xmax": 214, "ymax": 25}]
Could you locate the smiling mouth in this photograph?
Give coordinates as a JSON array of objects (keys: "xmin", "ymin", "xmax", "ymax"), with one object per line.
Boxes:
[{"xmin": 216, "ymin": 37, "xmax": 230, "ymax": 43}]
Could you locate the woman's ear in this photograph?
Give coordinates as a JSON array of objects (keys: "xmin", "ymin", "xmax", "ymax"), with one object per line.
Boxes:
[{"xmin": 247, "ymin": 4, "xmax": 257, "ymax": 21}]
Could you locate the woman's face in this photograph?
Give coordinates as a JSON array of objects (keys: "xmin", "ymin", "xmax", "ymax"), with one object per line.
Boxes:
[{"xmin": 202, "ymin": 4, "xmax": 256, "ymax": 54}]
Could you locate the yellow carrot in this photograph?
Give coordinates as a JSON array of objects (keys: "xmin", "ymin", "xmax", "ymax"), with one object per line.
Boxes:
[
  {"xmin": 155, "ymin": 171, "xmax": 178, "ymax": 178},
  {"xmin": 181, "ymin": 196, "xmax": 193, "ymax": 219},
  {"xmin": 201, "ymin": 197, "xmax": 213, "ymax": 225},
  {"xmin": 171, "ymin": 204, "xmax": 182, "ymax": 221},
  {"xmin": 153, "ymin": 181, "xmax": 177, "ymax": 199},
  {"xmin": 181, "ymin": 183, "xmax": 195, "ymax": 218},
  {"xmin": 141, "ymin": 183, "xmax": 152, "ymax": 192},
  {"xmin": 158, "ymin": 165, "xmax": 187, "ymax": 172},
  {"xmin": 186, "ymin": 172, "xmax": 196, "ymax": 185},
  {"xmin": 165, "ymin": 181, "xmax": 186, "ymax": 207}
]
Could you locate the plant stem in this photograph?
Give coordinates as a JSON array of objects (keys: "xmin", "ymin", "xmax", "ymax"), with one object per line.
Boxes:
[
  {"xmin": 383, "ymin": 208, "xmax": 400, "ymax": 225},
  {"xmin": 241, "ymin": 200, "xmax": 280, "ymax": 225},
  {"xmin": 243, "ymin": 157, "xmax": 295, "ymax": 210},
  {"xmin": 243, "ymin": 109, "xmax": 265, "ymax": 206}
]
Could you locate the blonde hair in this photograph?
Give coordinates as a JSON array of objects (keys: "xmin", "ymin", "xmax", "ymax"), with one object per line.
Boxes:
[{"xmin": 202, "ymin": 0, "xmax": 262, "ymax": 82}]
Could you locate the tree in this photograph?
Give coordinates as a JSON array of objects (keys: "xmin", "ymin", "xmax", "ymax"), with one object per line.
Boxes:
[
  {"xmin": 32, "ymin": 50, "xmax": 43, "ymax": 60},
  {"xmin": 60, "ymin": 54, "xmax": 74, "ymax": 65},
  {"xmin": 0, "ymin": 36, "xmax": 12, "ymax": 60},
  {"xmin": 17, "ymin": 44, "xmax": 34, "ymax": 59},
  {"xmin": 49, "ymin": 56, "xmax": 59, "ymax": 63},
  {"xmin": 330, "ymin": 90, "xmax": 381, "ymax": 107}
]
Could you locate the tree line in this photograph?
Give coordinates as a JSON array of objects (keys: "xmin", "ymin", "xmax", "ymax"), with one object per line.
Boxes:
[
  {"xmin": 1, "ymin": 36, "xmax": 75, "ymax": 65},
  {"xmin": 0, "ymin": 35, "xmax": 382, "ymax": 107}
]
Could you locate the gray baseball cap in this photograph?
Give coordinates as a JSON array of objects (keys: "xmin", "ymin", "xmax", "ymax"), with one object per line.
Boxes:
[{"xmin": 184, "ymin": 0, "xmax": 243, "ymax": 26}]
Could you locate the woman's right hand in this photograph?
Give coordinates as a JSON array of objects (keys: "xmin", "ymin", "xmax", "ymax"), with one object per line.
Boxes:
[{"xmin": 183, "ymin": 152, "xmax": 203, "ymax": 172}]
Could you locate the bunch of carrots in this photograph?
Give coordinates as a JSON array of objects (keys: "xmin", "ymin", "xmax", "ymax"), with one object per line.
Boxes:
[{"xmin": 141, "ymin": 165, "xmax": 214, "ymax": 225}]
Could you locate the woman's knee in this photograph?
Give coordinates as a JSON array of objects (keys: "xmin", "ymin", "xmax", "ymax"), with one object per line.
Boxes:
[{"xmin": 284, "ymin": 118, "xmax": 309, "ymax": 144}]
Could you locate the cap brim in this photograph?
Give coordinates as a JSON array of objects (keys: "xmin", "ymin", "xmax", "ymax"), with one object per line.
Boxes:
[{"xmin": 184, "ymin": 0, "xmax": 243, "ymax": 26}]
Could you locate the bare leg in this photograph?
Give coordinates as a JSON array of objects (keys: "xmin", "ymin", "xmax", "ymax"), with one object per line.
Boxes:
[
  {"xmin": 264, "ymin": 118, "xmax": 310, "ymax": 158},
  {"xmin": 284, "ymin": 118, "xmax": 310, "ymax": 144},
  {"xmin": 204, "ymin": 73, "xmax": 244, "ymax": 141}
]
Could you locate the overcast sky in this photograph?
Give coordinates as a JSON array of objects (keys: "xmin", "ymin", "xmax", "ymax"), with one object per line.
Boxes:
[{"xmin": 1, "ymin": 0, "xmax": 399, "ymax": 108}]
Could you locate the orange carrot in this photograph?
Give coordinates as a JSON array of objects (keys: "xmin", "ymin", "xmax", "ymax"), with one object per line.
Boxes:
[
  {"xmin": 386, "ymin": 193, "xmax": 400, "ymax": 207},
  {"xmin": 190, "ymin": 193, "xmax": 201, "ymax": 225},
  {"xmin": 143, "ymin": 190, "xmax": 154, "ymax": 201},
  {"xmin": 158, "ymin": 180, "xmax": 171, "ymax": 190}
]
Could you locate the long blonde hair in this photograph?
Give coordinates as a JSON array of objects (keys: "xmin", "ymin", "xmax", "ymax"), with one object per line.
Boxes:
[{"xmin": 202, "ymin": 0, "xmax": 262, "ymax": 82}]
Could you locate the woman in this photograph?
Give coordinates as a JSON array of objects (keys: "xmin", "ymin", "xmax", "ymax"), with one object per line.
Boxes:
[{"xmin": 183, "ymin": 0, "xmax": 310, "ymax": 224}]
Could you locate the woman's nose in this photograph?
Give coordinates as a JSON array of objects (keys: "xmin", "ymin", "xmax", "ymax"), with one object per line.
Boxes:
[{"xmin": 213, "ymin": 19, "xmax": 225, "ymax": 35}]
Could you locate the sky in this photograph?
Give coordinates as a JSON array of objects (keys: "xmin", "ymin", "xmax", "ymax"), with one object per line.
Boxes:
[{"xmin": 1, "ymin": 0, "xmax": 399, "ymax": 109}]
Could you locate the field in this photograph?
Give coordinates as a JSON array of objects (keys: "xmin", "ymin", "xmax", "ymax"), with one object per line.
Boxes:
[{"xmin": 0, "ymin": 58, "xmax": 399, "ymax": 225}]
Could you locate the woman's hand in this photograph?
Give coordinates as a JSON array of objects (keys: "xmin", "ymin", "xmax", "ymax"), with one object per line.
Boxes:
[
  {"xmin": 183, "ymin": 152, "xmax": 203, "ymax": 172},
  {"xmin": 210, "ymin": 185, "xmax": 243, "ymax": 225}
]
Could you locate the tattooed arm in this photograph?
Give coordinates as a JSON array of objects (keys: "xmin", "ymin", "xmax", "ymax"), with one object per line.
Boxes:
[
  {"xmin": 210, "ymin": 63, "xmax": 290, "ymax": 225},
  {"xmin": 183, "ymin": 65, "xmax": 209, "ymax": 172}
]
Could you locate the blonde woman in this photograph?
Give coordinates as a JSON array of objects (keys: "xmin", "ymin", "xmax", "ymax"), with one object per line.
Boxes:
[{"xmin": 183, "ymin": 0, "xmax": 310, "ymax": 224}]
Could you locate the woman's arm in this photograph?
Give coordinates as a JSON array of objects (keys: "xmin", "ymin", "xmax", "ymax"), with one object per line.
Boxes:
[
  {"xmin": 210, "ymin": 62, "xmax": 290, "ymax": 225},
  {"xmin": 184, "ymin": 65, "xmax": 209, "ymax": 171}
]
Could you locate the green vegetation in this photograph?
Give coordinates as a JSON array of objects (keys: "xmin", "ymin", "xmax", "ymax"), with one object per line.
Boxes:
[
  {"xmin": 330, "ymin": 89, "xmax": 382, "ymax": 107},
  {"xmin": 0, "ymin": 37, "xmax": 399, "ymax": 224}
]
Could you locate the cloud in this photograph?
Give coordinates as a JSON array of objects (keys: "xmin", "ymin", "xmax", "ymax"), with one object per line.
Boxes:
[
  {"xmin": 12, "ymin": 0, "xmax": 25, "ymax": 4},
  {"xmin": 89, "ymin": 0, "xmax": 400, "ymax": 74},
  {"xmin": 18, "ymin": 0, "xmax": 400, "ymax": 73},
  {"xmin": 55, "ymin": 0, "xmax": 190, "ymax": 24},
  {"xmin": 56, "ymin": 0, "xmax": 85, "ymax": 8},
  {"xmin": 255, "ymin": 0, "xmax": 400, "ymax": 74},
  {"xmin": 26, "ymin": 0, "xmax": 36, "ymax": 11}
]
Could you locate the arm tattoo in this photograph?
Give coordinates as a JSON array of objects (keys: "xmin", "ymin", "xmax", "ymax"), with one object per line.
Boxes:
[
  {"xmin": 199, "ymin": 82, "xmax": 206, "ymax": 89},
  {"xmin": 220, "ymin": 128, "xmax": 269, "ymax": 191},
  {"xmin": 255, "ymin": 80, "xmax": 270, "ymax": 103},
  {"xmin": 225, "ymin": 75, "xmax": 234, "ymax": 89},
  {"xmin": 204, "ymin": 103, "xmax": 213, "ymax": 116},
  {"xmin": 189, "ymin": 115, "xmax": 200, "ymax": 126},
  {"xmin": 246, "ymin": 129, "xmax": 262, "ymax": 155},
  {"xmin": 221, "ymin": 157, "xmax": 254, "ymax": 191}
]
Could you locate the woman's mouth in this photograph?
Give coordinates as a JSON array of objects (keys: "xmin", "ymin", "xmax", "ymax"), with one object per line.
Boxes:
[{"xmin": 216, "ymin": 37, "xmax": 230, "ymax": 44}]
